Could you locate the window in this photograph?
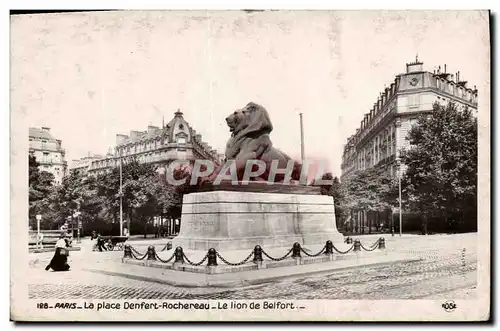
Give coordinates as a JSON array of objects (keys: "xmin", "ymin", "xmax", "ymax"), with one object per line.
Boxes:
[
  {"xmin": 177, "ymin": 137, "xmax": 186, "ymax": 144},
  {"xmin": 408, "ymin": 94, "xmax": 420, "ymax": 108}
]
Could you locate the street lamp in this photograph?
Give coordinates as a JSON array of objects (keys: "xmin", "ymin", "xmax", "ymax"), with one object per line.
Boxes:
[
  {"xmin": 119, "ymin": 149, "xmax": 123, "ymax": 237},
  {"xmin": 36, "ymin": 214, "xmax": 42, "ymax": 249},
  {"xmin": 398, "ymin": 169, "xmax": 403, "ymax": 237},
  {"xmin": 73, "ymin": 211, "xmax": 82, "ymax": 243}
]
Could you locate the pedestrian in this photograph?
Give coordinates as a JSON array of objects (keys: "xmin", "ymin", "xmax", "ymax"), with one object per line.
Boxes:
[
  {"xmin": 96, "ymin": 234, "xmax": 108, "ymax": 252},
  {"xmin": 45, "ymin": 233, "xmax": 70, "ymax": 272}
]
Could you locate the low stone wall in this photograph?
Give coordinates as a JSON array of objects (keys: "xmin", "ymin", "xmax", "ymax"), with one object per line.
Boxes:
[{"xmin": 28, "ymin": 230, "xmax": 72, "ymax": 246}]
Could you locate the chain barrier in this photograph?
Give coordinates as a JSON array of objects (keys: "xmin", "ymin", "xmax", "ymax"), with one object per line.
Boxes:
[
  {"xmin": 332, "ymin": 244, "xmax": 354, "ymax": 254},
  {"xmin": 183, "ymin": 252, "xmax": 209, "ymax": 266},
  {"xmin": 130, "ymin": 246, "xmax": 144, "ymax": 255},
  {"xmin": 360, "ymin": 238, "xmax": 381, "ymax": 252},
  {"xmin": 131, "ymin": 250, "xmax": 148, "ymax": 260},
  {"xmin": 261, "ymin": 248, "xmax": 293, "ymax": 261},
  {"xmin": 125, "ymin": 237, "xmax": 385, "ymax": 266},
  {"xmin": 216, "ymin": 251, "xmax": 254, "ymax": 266},
  {"xmin": 159, "ymin": 242, "xmax": 173, "ymax": 252},
  {"xmin": 300, "ymin": 246, "xmax": 326, "ymax": 257},
  {"xmin": 360, "ymin": 243, "xmax": 380, "ymax": 252},
  {"xmin": 155, "ymin": 252, "xmax": 176, "ymax": 263}
]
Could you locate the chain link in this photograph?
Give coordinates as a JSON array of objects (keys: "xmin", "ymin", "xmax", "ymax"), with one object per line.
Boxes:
[
  {"xmin": 360, "ymin": 243, "xmax": 379, "ymax": 252},
  {"xmin": 216, "ymin": 251, "xmax": 254, "ymax": 266},
  {"xmin": 262, "ymin": 248, "xmax": 293, "ymax": 261},
  {"xmin": 183, "ymin": 253, "xmax": 208, "ymax": 266},
  {"xmin": 369, "ymin": 238, "xmax": 381, "ymax": 248},
  {"xmin": 130, "ymin": 246, "xmax": 144, "ymax": 255},
  {"xmin": 300, "ymin": 246, "xmax": 326, "ymax": 257},
  {"xmin": 332, "ymin": 244, "xmax": 354, "ymax": 254},
  {"xmin": 155, "ymin": 252, "xmax": 175, "ymax": 263},
  {"xmin": 131, "ymin": 250, "xmax": 148, "ymax": 260}
]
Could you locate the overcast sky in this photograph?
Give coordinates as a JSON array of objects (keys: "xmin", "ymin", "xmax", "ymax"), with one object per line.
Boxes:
[{"xmin": 11, "ymin": 10, "xmax": 489, "ymax": 176}]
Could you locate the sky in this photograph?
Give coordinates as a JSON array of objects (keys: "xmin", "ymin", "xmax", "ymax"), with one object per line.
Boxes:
[{"xmin": 11, "ymin": 10, "xmax": 489, "ymax": 177}]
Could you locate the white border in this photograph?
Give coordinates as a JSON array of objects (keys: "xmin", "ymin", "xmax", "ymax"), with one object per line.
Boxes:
[{"xmin": 4, "ymin": 1, "xmax": 497, "ymax": 328}]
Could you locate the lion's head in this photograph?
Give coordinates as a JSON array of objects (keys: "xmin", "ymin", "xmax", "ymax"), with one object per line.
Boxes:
[{"xmin": 225, "ymin": 102, "xmax": 273, "ymax": 137}]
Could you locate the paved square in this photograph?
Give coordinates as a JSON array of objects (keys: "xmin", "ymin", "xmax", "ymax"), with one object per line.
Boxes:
[{"xmin": 28, "ymin": 234, "xmax": 477, "ymax": 300}]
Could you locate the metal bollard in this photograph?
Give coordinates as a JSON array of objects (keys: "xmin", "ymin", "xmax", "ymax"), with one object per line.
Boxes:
[
  {"xmin": 378, "ymin": 238, "xmax": 386, "ymax": 250},
  {"xmin": 174, "ymin": 246, "xmax": 184, "ymax": 263},
  {"xmin": 207, "ymin": 248, "xmax": 218, "ymax": 266},
  {"xmin": 253, "ymin": 245, "xmax": 263, "ymax": 262},
  {"xmin": 325, "ymin": 240, "xmax": 333, "ymax": 255},
  {"xmin": 123, "ymin": 244, "xmax": 133, "ymax": 258},
  {"xmin": 292, "ymin": 242, "xmax": 301, "ymax": 258},
  {"xmin": 147, "ymin": 245, "xmax": 157, "ymax": 260},
  {"xmin": 353, "ymin": 239, "xmax": 361, "ymax": 252}
]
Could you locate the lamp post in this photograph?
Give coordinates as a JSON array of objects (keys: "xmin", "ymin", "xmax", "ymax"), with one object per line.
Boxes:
[
  {"xmin": 36, "ymin": 214, "xmax": 42, "ymax": 249},
  {"xmin": 398, "ymin": 171, "xmax": 403, "ymax": 236},
  {"xmin": 299, "ymin": 113, "xmax": 305, "ymax": 163},
  {"xmin": 73, "ymin": 211, "xmax": 82, "ymax": 244},
  {"xmin": 119, "ymin": 149, "xmax": 123, "ymax": 237}
]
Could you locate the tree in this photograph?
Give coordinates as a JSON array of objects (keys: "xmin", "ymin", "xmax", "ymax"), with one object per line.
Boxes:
[
  {"xmin": 399, "ymin": 102, "xmax": 477, "ymax": 234},
  {"xmin": 338, "ymin": 167, "xmax": 397, "ymax": 233},
  {"xmin": 28, "ymin": 155, "xmax": 55, "ymax": 228},
  {"xmin": 311, "ymin": 173, "xmax": 347, "ymax": 229}
]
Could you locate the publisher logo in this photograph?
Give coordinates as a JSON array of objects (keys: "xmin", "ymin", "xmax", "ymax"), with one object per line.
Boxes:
[{"xmin": 442, "ymin": 301, "xmax": 457, "ymax": 313}]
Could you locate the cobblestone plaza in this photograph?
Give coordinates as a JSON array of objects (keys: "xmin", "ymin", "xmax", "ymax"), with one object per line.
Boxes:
[{"xmin": 28, "ymin": 233, "xmax": 477, "ymax": 300}]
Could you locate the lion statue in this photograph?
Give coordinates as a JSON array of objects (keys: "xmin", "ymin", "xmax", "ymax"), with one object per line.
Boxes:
[{"xmin": 204, "ymin": 102, "xmax": 302, "ymax": 183}]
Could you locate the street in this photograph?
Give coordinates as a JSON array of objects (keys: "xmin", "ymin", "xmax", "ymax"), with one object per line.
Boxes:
[{"xmin": 28, "ymin": 233, "xmax": 477, "ymax": 300}]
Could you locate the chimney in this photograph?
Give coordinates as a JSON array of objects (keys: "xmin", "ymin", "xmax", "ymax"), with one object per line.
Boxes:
[
  {"xmin": 116, "ymin": 134, "xmax": 129, "ymax": 145},
  {"xmin": 444, "ymin": 64, "xmax": 447, "ymax": 73},
  {"xmin": 41, "ymin": 127, "xmax": 50, "ymax": 132},
  {"xmin": 130, "ymin": 130, "xmax": 142, "ymax": 139},
  {"xmin": 147, "ymin": 125, "xmax": 159, "ymax": 134}
]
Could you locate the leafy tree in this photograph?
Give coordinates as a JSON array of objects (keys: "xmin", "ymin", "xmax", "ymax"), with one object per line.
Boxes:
[
  {"xmin": 337, "ymin": 167, "xmax": 397, "ymax": 233},
  {"xmin": 28, "ymin": 154, "xmax": 55, "ymax": 228},
  {"xmin": 399, "ymin": 102, "xmax": 477, "ymax": 234}
]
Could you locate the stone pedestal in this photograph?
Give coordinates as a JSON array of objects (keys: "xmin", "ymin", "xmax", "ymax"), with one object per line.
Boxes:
[{"xmin": 173, "ymin": 189, "xmax": 344, "ymax": 251}]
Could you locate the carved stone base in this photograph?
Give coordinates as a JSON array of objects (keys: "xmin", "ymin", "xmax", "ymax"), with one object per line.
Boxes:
[{"xmin": 172, "ymin": 189, "xmax": 344, "ymax": 251}]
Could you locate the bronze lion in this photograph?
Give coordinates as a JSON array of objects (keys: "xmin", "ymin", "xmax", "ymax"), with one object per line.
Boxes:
[{"xmin": 204, "ymin": 102, "xmax": 302, "ymax": 183}]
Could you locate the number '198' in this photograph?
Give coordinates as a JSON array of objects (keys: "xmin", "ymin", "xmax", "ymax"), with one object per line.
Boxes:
[{"xmin": 37, "ymin": 303, "xmax": 49, "ymax": 309}]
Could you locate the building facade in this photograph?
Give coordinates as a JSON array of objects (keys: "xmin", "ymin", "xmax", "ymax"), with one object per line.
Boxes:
[
  {"xmin": 29, "ymin": 127, "xmax": 68, "ymax": 185},
  {"xmin": 341, "ymin": 59, "xmax": 478, "ymax": 181},
  {"xmin": 339, "ymin": 59, "xmax": 478, "ymax": 235},
  {"xmin": 69, "ymin": 110, "xmax": 224, "ymax": 177}
]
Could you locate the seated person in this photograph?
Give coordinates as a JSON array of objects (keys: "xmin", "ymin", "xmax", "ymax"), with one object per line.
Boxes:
[{"xmin": 45, "ymin": 233, "xmax": 70, "ymax": 272}]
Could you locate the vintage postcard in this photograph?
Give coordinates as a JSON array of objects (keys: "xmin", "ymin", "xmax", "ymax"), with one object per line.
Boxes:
[{"xmin": 10, "ymin": 9, "xmax": 490, "ymax": 322}]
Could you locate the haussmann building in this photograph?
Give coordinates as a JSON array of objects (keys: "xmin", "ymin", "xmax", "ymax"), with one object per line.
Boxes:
[
  {"xmin": 340, "ymin": 58, "xmax": 478, "ymax": 234},
  {"xmin": 68, "ymin": 109, "xmax": 224, "ymax": 236}
]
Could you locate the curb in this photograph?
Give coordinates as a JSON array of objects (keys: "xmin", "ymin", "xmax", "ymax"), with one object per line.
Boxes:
[
  {"xmin": 84, "ymin": 255, "xmax": 422, "ymax": 288},
  {"xmin": 29, "ymin": 247, "xmax": 82, "ymax": 254}
]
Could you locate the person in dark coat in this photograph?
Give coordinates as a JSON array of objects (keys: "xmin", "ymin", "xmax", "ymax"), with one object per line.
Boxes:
[
  {"xmin": 45, "ymin": 233, "xmax": 70, "ymax": 272},
  {"xmin": 96, "ymin": 234, "xmax": 107, "ymax": 252}
]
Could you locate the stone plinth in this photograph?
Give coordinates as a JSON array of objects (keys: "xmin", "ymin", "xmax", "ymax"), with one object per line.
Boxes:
[{"xmin": 172, "ymin": 190, "xmax": 344, "ymax": 251}]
